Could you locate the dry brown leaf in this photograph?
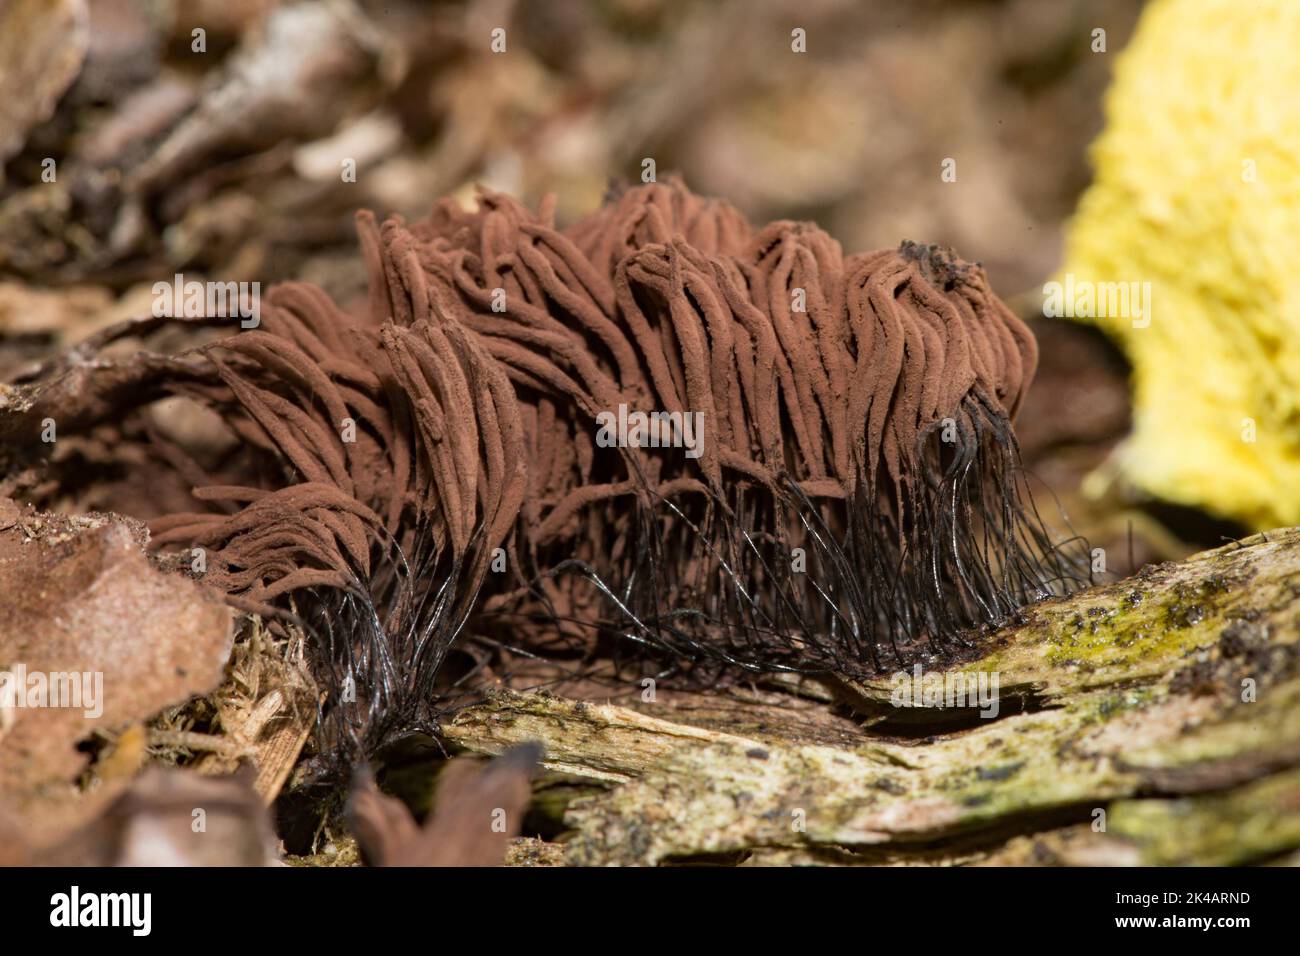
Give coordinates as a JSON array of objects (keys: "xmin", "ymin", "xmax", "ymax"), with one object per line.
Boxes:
[
  {"xmin": 349, "ymin": 742, "xmax": 543, "ymax": 867},
  {"xmin": 0, "ymin": 506, "xmax": 233, "ymax": 797}
]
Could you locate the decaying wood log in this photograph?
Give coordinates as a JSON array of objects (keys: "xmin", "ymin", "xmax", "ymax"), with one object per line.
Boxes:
[{"xmin": 445, "ymin": 528, "xmax": 1300, "ymax": 865}]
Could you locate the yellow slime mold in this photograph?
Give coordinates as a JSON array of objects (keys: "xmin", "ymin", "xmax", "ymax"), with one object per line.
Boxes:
[{"xmin": 1059, "ymin": 0, "xmax": 1300, "ymax": 530}]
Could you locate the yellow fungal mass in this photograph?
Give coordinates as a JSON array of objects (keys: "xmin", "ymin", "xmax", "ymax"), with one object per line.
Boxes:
[{"xmin": 1059, "ymin": 0, "xmax": 1300, "ymax": 530}]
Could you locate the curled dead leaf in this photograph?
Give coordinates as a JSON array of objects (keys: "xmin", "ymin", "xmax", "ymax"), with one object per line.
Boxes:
[
  {"xmin": 0, "ymin": 508, "xmax": 233, "ymax": 798},
  {"xmin": 348, "ymin": 742, "xmax": 543, "ymax": 867}
]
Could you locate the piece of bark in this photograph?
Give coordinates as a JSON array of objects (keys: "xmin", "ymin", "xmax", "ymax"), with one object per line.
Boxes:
[
  {"xmin": 0, "ymin": 0, "xmax": 89, "ymax": 175},
  {"xmin": 506, "ymin": 837, "xmax": 566, "ymax": 867},
  {"xmin": 444, "ymin": 693, "xmax": 728, "ymax": 784}
]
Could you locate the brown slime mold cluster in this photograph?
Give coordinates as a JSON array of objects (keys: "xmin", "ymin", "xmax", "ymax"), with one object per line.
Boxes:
[{"xmin": 6, "ymin": 180, "xmax": 1091, "ymax": 756}]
